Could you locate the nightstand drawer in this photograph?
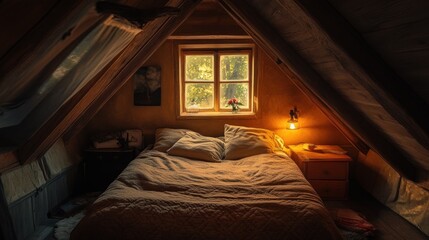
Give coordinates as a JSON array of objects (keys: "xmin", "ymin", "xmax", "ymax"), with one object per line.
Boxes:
[
  {"xmin": 306, "ymin": 162, "xmax": 348, "ymax": 180},
  {"xmin": 309, "ymin": 180, "xmax": 348, "ymax": 199}
]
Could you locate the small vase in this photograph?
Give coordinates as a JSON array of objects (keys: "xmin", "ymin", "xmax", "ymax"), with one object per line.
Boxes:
[{"xmin": 232, "ymin": 106, "xmax": 239, "ymax": 113}]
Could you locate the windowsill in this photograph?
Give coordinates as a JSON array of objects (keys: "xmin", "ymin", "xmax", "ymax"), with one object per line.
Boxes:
[{"xmin": 178, "ymin": 111, "xmax": 257, "ymax": 119}]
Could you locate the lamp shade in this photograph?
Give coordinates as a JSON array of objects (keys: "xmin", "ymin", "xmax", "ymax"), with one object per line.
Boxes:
[{"xmin": 287, "ymin": 119, "xmax": 299, "ymax": 130}]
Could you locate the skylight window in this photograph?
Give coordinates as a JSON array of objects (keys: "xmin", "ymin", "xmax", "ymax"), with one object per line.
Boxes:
[{"xmin": 0, "ymin": 17, "xmax": 140, "ymax": 128}]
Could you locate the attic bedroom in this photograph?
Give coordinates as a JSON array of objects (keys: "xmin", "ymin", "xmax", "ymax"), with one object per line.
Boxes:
[{"xmin": 0, "ymin": 0, "xmax": 428, "ymax": 240}]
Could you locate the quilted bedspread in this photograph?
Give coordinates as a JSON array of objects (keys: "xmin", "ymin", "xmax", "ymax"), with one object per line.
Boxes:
[{"xmin": 71, "ymin": 150, "xmax": 342, "ymax": 240}]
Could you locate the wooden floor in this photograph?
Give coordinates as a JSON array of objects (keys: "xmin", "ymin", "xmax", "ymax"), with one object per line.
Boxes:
[{"xmin": 324, "ymin": 183, "xmax": 428, "ymax": 240}]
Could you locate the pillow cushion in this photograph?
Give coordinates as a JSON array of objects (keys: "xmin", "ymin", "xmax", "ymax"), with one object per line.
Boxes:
[
  {"xmin": 274, "ymin": 134, "xmax": 286, "ymax": 151},
  {"xmin": 153, "ymin": 128, "xmax": 199, "ymax": 152},
  {"xmin": 224, "ymin": 124, "xmax": 277, "ymax": 160},
  {"xmin": 167, "ymin": 132, "xmax": 224, "ymax": 162}
]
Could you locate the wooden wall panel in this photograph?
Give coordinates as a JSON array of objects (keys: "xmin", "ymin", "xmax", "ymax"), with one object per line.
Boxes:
[
  {"xmin": 0, "ymin": 151, "xmax": 19, "ymax": 173},
  {"xmin": 3, "ymin": 166, "xmax": 80, "ymax": 240},
  {"xmin": 9, "ymin": 199, "xmax": 34, "ymax": 240},
  {"xmin": 85, "ymin": 40, "xmax": 349, "ymax": 146},
  {"xmin": 33, "ymin": 188, "xmax": 49, "ymax": 227}
]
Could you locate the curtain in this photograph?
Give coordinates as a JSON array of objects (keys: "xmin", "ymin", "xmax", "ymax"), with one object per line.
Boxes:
[{"xmin": 0, "ymin": 16, "xmax": 141, "ymax": 128}]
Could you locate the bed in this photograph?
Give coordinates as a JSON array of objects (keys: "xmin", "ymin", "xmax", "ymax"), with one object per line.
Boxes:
[{"xmin": 71, "ymin": 125, "xmax": 342, "ymax": 240}]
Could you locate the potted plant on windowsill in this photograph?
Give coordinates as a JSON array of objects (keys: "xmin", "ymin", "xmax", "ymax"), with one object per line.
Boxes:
[{"xmin": 227, "ymin": 98, "xmax": 243, "ymax": 113}]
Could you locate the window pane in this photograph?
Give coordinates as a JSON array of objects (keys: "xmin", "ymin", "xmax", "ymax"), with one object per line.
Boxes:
[
  {"xmin": 185, "ymin": 83, "xmax": 214, "ymax": 109},
  {"xmin": 220, "ymin": 83, "xmax": 249, "ymax": 109},
  {"xmin": 220, "ymin": 55, "xmax": 248, "ymax": 81},
  {"xmin": 185, "ymin": 55, "xmax": 214, "ymax": 81}
]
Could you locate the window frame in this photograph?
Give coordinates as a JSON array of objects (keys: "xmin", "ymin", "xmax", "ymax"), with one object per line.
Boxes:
[{"xmin": 177, "ymin": 43, "xmax": 257, "ymax": 117}]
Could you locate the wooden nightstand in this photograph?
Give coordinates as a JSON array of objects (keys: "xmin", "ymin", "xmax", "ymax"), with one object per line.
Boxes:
[
  {"xmin": 84, "ymin": 148, "xmax": 137, "ymax": 192},
  {"xmin": 289, "ymin": 145, "xmax": 352, "ymax": 200}
]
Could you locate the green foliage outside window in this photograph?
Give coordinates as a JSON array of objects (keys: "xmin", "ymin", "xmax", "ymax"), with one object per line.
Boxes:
[
  {"xmin": 185, "ymin": 83, "xmax": 214, "ymax": 108},
  {"xmin": 220, "ymin": 55, "xmax": 248, "ymax": 81},
  {"xmin": 184, "ymin": 52, "xmax": 250, "ymax": 111},
  {"xmin": 219, "ymin": 55, "xmax": 249, "ymax": 108},
  {"xmin": 185, "ymin": 55, "xmax": 213, "ymax": 81}
]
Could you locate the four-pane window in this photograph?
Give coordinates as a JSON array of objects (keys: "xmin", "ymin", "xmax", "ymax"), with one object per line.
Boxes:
[{"xmin": 179, "ymin": 44, "xmax": 254, "ymax": 115}]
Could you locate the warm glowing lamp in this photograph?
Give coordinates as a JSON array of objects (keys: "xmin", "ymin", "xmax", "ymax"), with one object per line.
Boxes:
[
  {"xmin": 287, "ymin": 119, "xmax": 299, "ymax": 130},
  {"xmin": 287, "ymin": 107, "xmax": 299, "ymax": 130}
]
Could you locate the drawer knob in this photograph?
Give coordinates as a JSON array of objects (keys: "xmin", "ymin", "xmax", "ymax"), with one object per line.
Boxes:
[{"xmin": 323, "ymin": 170, "xmax": 330, "ymax": 176}]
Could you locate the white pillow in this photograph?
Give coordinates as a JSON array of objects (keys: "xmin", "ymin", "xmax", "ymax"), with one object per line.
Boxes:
[
  {"xmin": 224, "ymin": 124, "xmax": 277, "ymax": 160},
  {"xmin": 167, "ymin": 133, "xmax": 224, "ymax": 162},
  {"xmin": 153, "ymin": 128, "xmax": 200, "ymax": 152}
]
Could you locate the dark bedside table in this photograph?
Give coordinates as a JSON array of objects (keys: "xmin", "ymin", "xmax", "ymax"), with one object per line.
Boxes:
[{"xmin": 83, "ymin": 148, "xmax": 137, "ymax": 192}]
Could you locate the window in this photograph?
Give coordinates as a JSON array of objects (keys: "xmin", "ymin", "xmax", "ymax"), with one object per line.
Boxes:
[
  {"xmin": 178, "ymin": 43, "xmax": 256, "ymax": 116},
  {"xmin": 0, "ymin": 17, "xmax": 140, "ymax": 128}
]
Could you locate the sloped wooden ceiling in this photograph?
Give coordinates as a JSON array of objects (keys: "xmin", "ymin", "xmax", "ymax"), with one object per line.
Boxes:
[
  {"xmin": 0, "ymin": 0, "xmax": 428, "ymax": 188},
  {"xmin": 0, "ymin": 0, "xmax": 202, "ymax": 169},
  {"xmin": 328, "ymin": 0, "xmax": 429, "ymax": 106},
  {"xmin": 218, "ymin": 0, "xmax": 429, "ymax": 187},
  {"xmin": 172, "ymin": 0, "xmax": 247, "ymax": 37}
]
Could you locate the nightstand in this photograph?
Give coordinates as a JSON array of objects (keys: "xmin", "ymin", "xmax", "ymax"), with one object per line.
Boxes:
[
  {"xmin": 289, "ymin": 145, "xmax": 352, "ymax": 200},
  {"xmin": 83, "ymin": 148, "xmax": 137, "ymax": 192}
]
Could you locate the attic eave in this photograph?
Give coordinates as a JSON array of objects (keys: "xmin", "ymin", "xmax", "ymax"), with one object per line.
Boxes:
[
  {"xmin": 219, "ymin": 0, "xmax": 428, "ymax": 183},
  {"xmin": 14, "ymin": 0, "xmax": 203, "ymax": 166}
]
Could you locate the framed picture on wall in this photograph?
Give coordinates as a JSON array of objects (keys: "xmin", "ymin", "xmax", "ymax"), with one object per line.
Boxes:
[{"xmin": 133, "ymin": 65, "xmax": 161, "ymax": 106}]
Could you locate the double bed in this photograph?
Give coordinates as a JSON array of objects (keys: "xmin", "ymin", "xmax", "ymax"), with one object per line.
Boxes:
[{"xmin": 71, "ymin": 125, "xmax": 342, "ymax": 240}]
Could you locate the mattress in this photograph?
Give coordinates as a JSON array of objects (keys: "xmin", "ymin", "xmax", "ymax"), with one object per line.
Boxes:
[{"xmin": 71, "ymin": 150, "xmax": 342, "ymax": 240}]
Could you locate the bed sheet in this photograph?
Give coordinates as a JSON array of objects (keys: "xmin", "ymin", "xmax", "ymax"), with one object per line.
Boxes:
[{"xmin": 71, "ymin": 150, "xmax": 341, "ymax": 240}]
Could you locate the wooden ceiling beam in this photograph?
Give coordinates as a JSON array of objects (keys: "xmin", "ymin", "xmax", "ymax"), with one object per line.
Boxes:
[
  {"xmin": 63, "ymin": 0, "xmax": 203, "ymax": 142},
  {"xmin": 17, "ymin": 0, "xmax": 202, "ymax": 164},
  {"xmin": 219, "ymin": 0, "xmax": 418, "ymax": 180},
  {"xmin": 293, "ymin": 0, "xmax": 429, "ymax": 148},
  {"xmin": 0, "ymin": 151, "xmax": 19, "ymax": 173}
]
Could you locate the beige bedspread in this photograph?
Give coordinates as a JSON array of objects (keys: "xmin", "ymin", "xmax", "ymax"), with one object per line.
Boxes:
[{"xmin": 71, "ymin": 150, "xmax": 342, "ymax": 240}]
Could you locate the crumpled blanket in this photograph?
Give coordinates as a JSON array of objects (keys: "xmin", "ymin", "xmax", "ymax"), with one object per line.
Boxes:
[{"xmin": 71, "ymin": 150, "xmax": 342, "ymax": 240}]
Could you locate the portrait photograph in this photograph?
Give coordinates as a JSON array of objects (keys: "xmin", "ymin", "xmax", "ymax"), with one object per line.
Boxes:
[{"xmin": 133, "ymin": 65, "xmax": 161, "ymax": 106}]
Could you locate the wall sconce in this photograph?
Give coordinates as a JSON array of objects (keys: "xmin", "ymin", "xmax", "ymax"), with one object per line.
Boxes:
[{"xmin": 287, "ymin": 106, "xmax": 299, "ymax": 130}]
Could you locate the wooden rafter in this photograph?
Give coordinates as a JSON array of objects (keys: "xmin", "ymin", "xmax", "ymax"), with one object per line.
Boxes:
[
  {"xmin": 96, "ymin": 1, "xmax": 181, "ymax": 28},
  {"xmin": 16, "ymin": 0, "xmax": 202, "ymax": 164},
  {"xmin": 219, "ymin": 0, "xmax": 419, "ymax": 181},
  {"xmin": 0, "ymin": 151, "xmax": 19, "ymax": 174}
]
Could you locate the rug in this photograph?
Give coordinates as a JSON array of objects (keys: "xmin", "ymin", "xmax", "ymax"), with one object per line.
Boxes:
[
  {"xmin": 54, "ymin": 211, "xmax": 85, "ymax": 240},
  {"xmin": 330, "ymin": 208, "xmax": 376, "ymax": 240}
]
